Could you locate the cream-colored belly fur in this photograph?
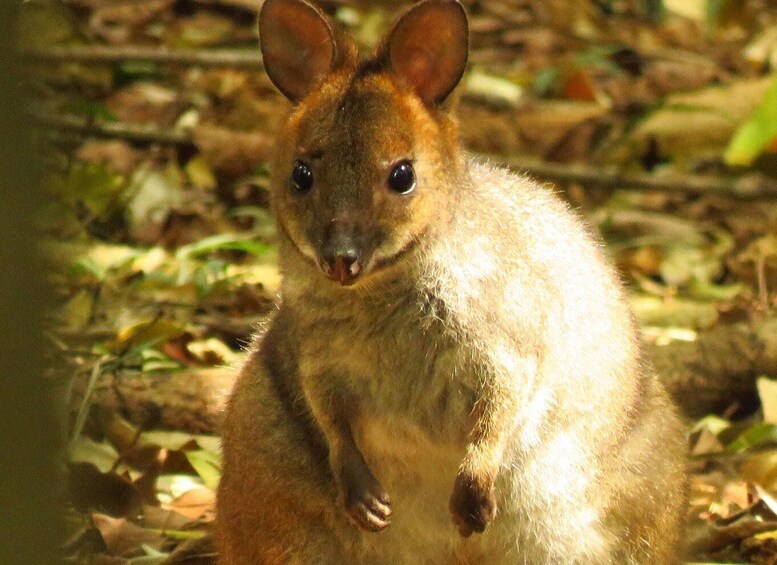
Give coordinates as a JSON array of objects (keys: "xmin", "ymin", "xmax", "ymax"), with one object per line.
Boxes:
[{"xmin": 350, "ymin": 413, "xmax": 616, "ymax": 565}]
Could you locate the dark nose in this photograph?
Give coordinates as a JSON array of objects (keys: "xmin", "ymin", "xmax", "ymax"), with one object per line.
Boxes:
[{"xmin": 320, "ymin": 250, "xmax": 361, "ymax": 286}]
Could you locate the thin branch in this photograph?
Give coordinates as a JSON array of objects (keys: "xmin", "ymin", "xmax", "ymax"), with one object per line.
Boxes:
[
  {"xmin": 32, "ymin": 113, "xmax": 193, "ymax": 145},
  {"xmin": 70, "ymin": 356, "xmax": 110, "ymax": 446},
  {"xmin": 21, "ymin": 45, "xmax": 520, "ymax": 109},
  {"xmin": 32, "ymin": 113, "xmax": 777, "ymax": 199},
  {"xmin": 19, "ymin": 45, "xmax": 263, "ymax": 70},
  {"xmin": 63, "ymin": 0, "xmax": 262, "ymax": 11},
  {"xmin": 489, "ymin": 155, "xmax": 777, "ymax": 199}
]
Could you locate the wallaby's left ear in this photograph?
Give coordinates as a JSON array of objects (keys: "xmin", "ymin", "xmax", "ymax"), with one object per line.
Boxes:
[{"xmin": 385, "ymin": 0, "xmax": 468, "ymax": 105}]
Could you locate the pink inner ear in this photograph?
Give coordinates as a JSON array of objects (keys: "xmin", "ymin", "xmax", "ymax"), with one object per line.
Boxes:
[
  {"xmin": 404, "ymin": 52, "xmax": 433, "ymax": 94},
  {"xmin": 387, "ymin": 0, "xmax": 468, "ymax": 104},
  {"xmin": 279, "ymin": 17, "xmax": 333, "ymax": 83}
]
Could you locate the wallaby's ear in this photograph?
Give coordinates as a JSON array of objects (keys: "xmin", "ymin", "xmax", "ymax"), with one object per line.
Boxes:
[
  {"xmin": 259, "ymin": 0, "xmax": 344, "ymax": 102},
  {"xmin": 385, "ymin": 0, "xmax": 468, "ymax": 105}
]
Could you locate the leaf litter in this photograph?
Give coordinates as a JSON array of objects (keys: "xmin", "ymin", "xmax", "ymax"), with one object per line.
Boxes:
[{"xmin": 22, "ymin": 0, "xmax": 777, "ymax": 562}]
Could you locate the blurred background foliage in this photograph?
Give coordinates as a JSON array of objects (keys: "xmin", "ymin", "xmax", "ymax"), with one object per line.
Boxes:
[{"xmin": 11, "ymin": 0, "xmax": 777, "ymax": 562}]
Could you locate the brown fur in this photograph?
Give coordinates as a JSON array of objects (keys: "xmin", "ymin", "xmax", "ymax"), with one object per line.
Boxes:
[{"xmin": 217, "ymin": 1, "xmax": 687, "ymax": 563}]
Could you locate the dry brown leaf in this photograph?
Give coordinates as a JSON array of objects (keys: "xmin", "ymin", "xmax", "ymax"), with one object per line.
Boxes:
[
  {"xmin": 562, "ymin": 69, "xmax": 599, "ymax": 102},
  {"xmin": 742, "ymin": 452, "xmax": 777, "ymax": 492},
  {"xmin": 721, "ymin": 481, "xmax": 751, "ymax": 515},
  {"xmin": 167, "ymin": 487, "xmax": 216, "ymax": 521},
  {"xmin": 105, "ymin": 83, "xmax": 180, "ymax": 125},
  {"xmin": 759, "ymin": 378, "xmax": 777, "ymax": 425},
  {"xmin": 194, "ymin": 125, "xmax": 274, "ymax": 180},
  {"xmin": 729, "ymin": 234, "xmax": 777, "ymax": 291},
  {"xmin": 133, "ymin": 461, "xmax": 162, "ymax": 506},
  {"xmin": 69, "ymin": 462, "xmax": 143, "ymax": 518},
  {"xmin": 186, "ymin": 337, "xmax": 238, "ymax": 365},
  {"xmin": 76, "ymin": 141, "xmax": 143, "ymax": 175},
  {"xmin": 92, "ymin": 513, "xmax": 166, "ymax": 557},
  {"xmin": 143, "ymin": 504, "xmax": 196, "ymax": 531},
  {"xmin": 690, "ymin": 428, "xmax": 725, "ymax": 456},
  {"xmin": 618, "ymin": 246, "xmax": 663, "ymax": 277},
  {"xmin": 88, "ymin": 0, "xmax": 173, "ymax": 43},
  {"xmin": 610, "ymin": 76, "xmax": 773, "ymax": 162}
]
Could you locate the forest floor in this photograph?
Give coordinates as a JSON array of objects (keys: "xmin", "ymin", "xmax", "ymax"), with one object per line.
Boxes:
[{"xmin": 19, "ymin": 0, "xmax": 777, "ymax": 563}]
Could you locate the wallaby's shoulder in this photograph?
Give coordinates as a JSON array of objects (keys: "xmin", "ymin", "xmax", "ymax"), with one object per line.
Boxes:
[{"xmin": 423, "ymin": 158, "xmax": 607, "ymax": 289}]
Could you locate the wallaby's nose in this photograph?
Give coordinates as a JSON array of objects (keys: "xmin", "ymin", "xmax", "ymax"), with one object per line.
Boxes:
[{"xmin": 320, "ymin": 251, "xmax": 361, "ymax": 286}]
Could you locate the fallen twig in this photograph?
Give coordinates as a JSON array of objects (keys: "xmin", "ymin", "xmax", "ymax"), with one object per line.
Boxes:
[
  {"xmin": 20, "ymin": 45, "xmax": 263, "ymax": 70},
  {"xmin": 32, "ymin": 113, "xmax": 777, "ymax": 199},
  {"xmin": 32, "ymin": 113, "xmax": 192, "ymax": 145},
  {"xmin": 491, "ymin": 155, "xmax": 777, "ymax": 200}
]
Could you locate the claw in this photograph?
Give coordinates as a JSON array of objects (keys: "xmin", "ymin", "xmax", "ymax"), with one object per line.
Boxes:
[
  {"xmin": 339, "ymin": 456, "xmax": 392, "ymax": 533},
  {"xmin": 346, "ymin": 491, "xmax": 392, "ymax": 532}
]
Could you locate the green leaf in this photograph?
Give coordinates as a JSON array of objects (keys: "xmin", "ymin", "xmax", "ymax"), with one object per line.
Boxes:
[
  {"xmin": 16, "ymin": 0, "xmax": 79, "ymax": 47},
  {"xmin": 113, "ymin": 62, "xmax": 164, "ymax": 89},
  {"xmin": 148, "ymin": 529, "xmax": 207, "ymax": 541},
  {"xmin": 687, "ymin": 279, "xmax": 743, "ymax": 301},
  {"xmin": 532, "ymin": 67, "xmax": 559, "ymax": 97},
  {"xmin": 641, "ymin": 0, "xmax": 664, "ymax": 21},
  {"xmin": 69, "ymin": 437, "xmax": 120, "ymax": 473},
  {"xmin": 705, "ymin": 0, "xmax": 727, "ymax": 30},
  {"xmin": 175, "ymin": 233, "xmax": 270, "ymax": 259},
  {"xmin": 140, "ymin": 354, "xmax": 183, "ymax": 373},
  {"xmin": 727, "ymin": 423, "xmax": 777, "ymax": 453},
  {"xmin": 185, "ymin": 155, "xmax": 217, "ymax": 191},
  {"xmin": 575, "ymin": 46, "xmax": 623, "ymax": 74},
  {"xmin": 108, "ymin": 318, "xmax": 187, "ymax": 354},
  {"xmin": 691, "ymin": 415, "xmax": 731, "ymax": 436},
  {"xmin": 69, "ymin": 101, "xmax": 118, "ymax": 122},
  {"xmin": 64, "ymin": 162, "xmax": 125, "ymax": 216},
  {"xmin": 69, "ymin": 257, "xmax": 106, "ymax": 282},
  {"xmin": 193, "ymin": 265, "xmax": 212, "ymax": 295},
  {"xmin": 130, "ymin": 545, "xmax": 169, "ymax": 565},
  {"xmin": 724, "ymin": 74, "xmax": 777, "ymax": 166},
  {"xmin": 184, "ymin": 450, "xmax": 221, "ymax": 491}
]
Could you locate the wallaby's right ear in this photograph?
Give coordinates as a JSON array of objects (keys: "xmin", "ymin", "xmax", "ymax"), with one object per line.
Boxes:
[{"xmin": 259, "ymin": 0, "xmax": 347, "ymax": 102}]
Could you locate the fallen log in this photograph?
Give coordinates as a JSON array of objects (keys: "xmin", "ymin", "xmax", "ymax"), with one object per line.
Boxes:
[
  {"xmin": 73, "ymin": 366, "xmax": 236, "ymax": 435},
  {"xmin": 71, "ymin": 318, "xmax": 777, "ymax": 434},
  {"xmin": 648, "ymin": 318, "xmax": 777, "ymax": 419}
]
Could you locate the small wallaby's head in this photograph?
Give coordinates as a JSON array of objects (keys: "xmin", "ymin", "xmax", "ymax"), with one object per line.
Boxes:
[{"xmin": 259, "ymin": 0, "xmax": 468, "ymax": 287}]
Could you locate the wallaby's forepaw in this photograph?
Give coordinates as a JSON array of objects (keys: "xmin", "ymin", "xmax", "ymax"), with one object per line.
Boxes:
[
  {"xmin": 335, "ymin": 449, "xmax": 392, "ymax": 532},
  {"xmin": 449, "ymin": 470, "xmax": 497, "ymax": 537},
  {"xmin": 343, "ymin": 472, "xmax": 392, "ymax": 532}
]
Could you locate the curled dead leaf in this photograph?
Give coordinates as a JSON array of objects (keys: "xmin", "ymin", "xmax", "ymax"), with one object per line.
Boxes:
[{"xmin": 91, "ymin": 513, "xmax": 166, "ymax": 557}]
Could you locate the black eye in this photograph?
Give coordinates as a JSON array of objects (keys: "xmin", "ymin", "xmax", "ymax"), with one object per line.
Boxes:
[
  {"xmin": 388, "ymin": 161, "xmax": 415, "ymax": 194},
  {"xmin": 291, "ymin": 160, "xmax": 313, "ymax": 194}
]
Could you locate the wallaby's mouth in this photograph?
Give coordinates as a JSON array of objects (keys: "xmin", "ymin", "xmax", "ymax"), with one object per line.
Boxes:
[
  {"xmin": 315, "ymin": 229, "xmax": 426, "ymax": 287},
  {"xmin": 318, "ymin": 254, "xmax": 364, "ymax": 286}
]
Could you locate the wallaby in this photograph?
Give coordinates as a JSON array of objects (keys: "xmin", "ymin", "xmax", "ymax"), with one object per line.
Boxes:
[{"xmin": 216, "ymin": 0, "xmax": 687, "ymax": 563}]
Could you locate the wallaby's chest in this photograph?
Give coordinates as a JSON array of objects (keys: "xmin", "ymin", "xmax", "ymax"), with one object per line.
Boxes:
[{"xmin": 293, "ymin": 289, "xmax": 476, "ymax": 445}]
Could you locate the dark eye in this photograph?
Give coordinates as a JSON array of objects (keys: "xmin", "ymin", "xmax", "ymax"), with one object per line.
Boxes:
[
  {"xmin": 388, "ymin": 161, "xmax": 415, "ymax": 195},
  {"xmin": 291, "ymin": 160, "xmax": 313, "ymax": 194}
]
